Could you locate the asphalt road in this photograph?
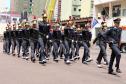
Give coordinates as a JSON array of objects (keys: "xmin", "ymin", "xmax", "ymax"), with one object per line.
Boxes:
[{"xmin": 0, "ymin": 42, "xmax": 126, "ymax": 84}]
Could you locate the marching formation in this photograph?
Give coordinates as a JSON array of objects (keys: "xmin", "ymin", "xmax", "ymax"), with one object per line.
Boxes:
[
  {"xmin": 3, "ymin": 13, "xmax": 122, "ymax": 75},
  {"xmin": 3, "ymin": 14, "xmax": 92, "ymax": 64}
]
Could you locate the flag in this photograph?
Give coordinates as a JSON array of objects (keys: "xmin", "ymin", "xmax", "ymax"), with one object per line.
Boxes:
[{"xmin": 91, "ymin": 18, "xmax": 98, "ymax": 28}]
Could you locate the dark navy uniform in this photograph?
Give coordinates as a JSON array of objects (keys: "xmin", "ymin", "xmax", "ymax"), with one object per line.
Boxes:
[
  {"xmin": 59, "ymin": 31, "xmax": 65, "ymax": 59},
  {"xmin": 74, "ymin": 30, "xmax": 83, "ymax": 59},
  {"xmin": 38, "ymin": 20, "xmax": 50, "ymax": 64},
  {"xmin": 29, "ymin": 27, "xmax": 39, "ymax": 62},
  {"xmin": 16, "ymin": 26, "xmax": 23, "ymax": 57},
  {"xmin": 52, "ymin": 29, "xmax": 62, "ymax": 61},
  {"xmin": 105, "ymin": 26, "xmax": 122, "ymax": 74},
  {"xmin": 11, "ymin": 27, "xmax": 17, "ymax": 56},
  {"xmin": 64, "ymin": 28, "xmax": 76, "ymax": 63},
  {"xmin": 105, "ymin": 18, "xmax": 122, "ymax": 75},
  {"xmin": 6, "ymin": 28, "xmax": 12, "ymax": 54},
  {"xmin": 3, "ymin": 29, "xmax": 8, "ymax": 53},
  {"xmin": 22, "ymin": 25, "xmax": 30, "ymax": 59},
  {"xmin": 82, "ymin": 29, "xmax": 92, "ymax": 64}
]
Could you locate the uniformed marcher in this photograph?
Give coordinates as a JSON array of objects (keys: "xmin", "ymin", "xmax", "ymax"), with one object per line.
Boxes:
[
  {"xmin": 6, "ymin": 25, "xmax": 12, "ymax": 55},
  {"xmin": 38, "ymin": 13, "xmax": 50, "ymax": 64},
  {"xmin": 16, "ymin": 23, "xmax": 23, "ymax": 57},
  {"xmin": 74, "ymin": 25, "xmax": 83, "ymax": 60},
  {"xmin": 59, "ymin": 27, "xmax": 65, "ymax": 59},
  {"xmin": 105, "ymin": 18, "xmax": 122, "ymax": 75},
  {"xmin": 29, "ymin": 20, "xmax": 39, "ymax": 62},
  {"xmin": 93, "ymin": 22, "xmax": 108, "ymax": 68},
  {"xmin": 11, "ymin": 24, "xmax": 17, "ymax": 56},
  {"xmin": 22, "ymin": 21, "xmax": 30, "ymax": 59},
  {"xmin": 3, "ymin": 27, "xmax": 8, "ymax": 53},
  {"xmin": 63, "ymin": 20, "xmax": 76, "ymax": 64},
  {"xmin": 82, "ymin": 26, "xmax": 92, "ymax": 64},
  {"xmin": 52, "ymin": 23, "xmax": 62, "ymax": 62}
]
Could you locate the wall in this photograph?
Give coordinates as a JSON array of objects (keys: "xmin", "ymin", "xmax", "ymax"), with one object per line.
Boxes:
[
  {"xmin": 32, "ymin": 0, "xmax": 47, "ymax": 17},
  {"xmin": 61, "ymin": 0, "xmax": 72, "ymax": 20},
  {"xmin": 81, "ymin": 0, "xmax": 92, "ymax": 17},
  {"xmin": 94, "ymin": 0, "xmax": 117, "ymax": 5}
]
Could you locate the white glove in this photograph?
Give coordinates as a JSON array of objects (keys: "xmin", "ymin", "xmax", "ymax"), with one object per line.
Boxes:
[
  {"xmin": 60, "ymin": 40, "xmax": 62, "ymax": 43},
  {"xmin": 72, "ymin": 40, "xmax": 74, "ymax": 43},
  {"xmin": 46, "ymin": 35, "xmax": 49, "ymax": 39},
  {"xmin": 49, "ymin": 40, "xmax": 52, "ymax": 42}
]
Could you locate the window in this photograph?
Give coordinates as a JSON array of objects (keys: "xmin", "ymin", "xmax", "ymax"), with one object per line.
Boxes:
[
  {"xmin": 112, "ymin": 5, "xmax": 121, "ymax": 17},
  {"xmin": 91, "ymin": 0, "xmax": 94, "ymax": 8},
  {"xmin": 74, "ymin": 8, "xmax": 76, "ymax": 11},
  {"xmin": 101, "ymin": 7, "xmax": 109, "ymax": 17},
  {"xmin": 78, "ymin": 9, "xmax": 81, "ymax": 12},
  {"xmin": 30, "ymin": 0, "xmax": 32, "ymax": 2},
  {"xmin": 123, "ymin": 9, "xmax": 126, "ymax": 16}
]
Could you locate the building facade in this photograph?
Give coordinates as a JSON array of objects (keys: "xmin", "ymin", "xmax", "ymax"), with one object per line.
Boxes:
[
  {"xmin": 81, "ymin": 0, "xmax": 94, "ymax": 18},
  {"xmin": 91, "ymin": 0, "xmax": 126, "ymax": 40},
  {"xmin": 11, "ymin": 0, "xmax": 30, "ymax": 14},
  {"xmin": 94, "ymin": 0, "xmax": 126, "ymax": 26},
  {"xmin": 11, "ymin": 0, "xmax": 94, "ymax": 21},
  {"xmin": 61, "ymin": 0, "xmax": 82, "ymax": 20},
  {"xmin": 32, "ymin": 0, "xmax": 47, "ymax": 17},
  {"xmin": 61, "ymin": 0, "xmax": 94, "ymax": 20}
]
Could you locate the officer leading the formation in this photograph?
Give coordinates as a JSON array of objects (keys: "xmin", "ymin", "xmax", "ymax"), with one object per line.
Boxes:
[{"xmin": 105, "ymin": 18, "xmax": 122, "ymax": 75}]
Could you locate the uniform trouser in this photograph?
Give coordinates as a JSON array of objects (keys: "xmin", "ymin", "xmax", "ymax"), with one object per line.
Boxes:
[
  {"xmin": 82, "ymin": 41, "xmax": 90, "ymax": 62},
  {"xmin": 59, "ymin": 41, "xmax": 65, "ymax": 58},
  {"xmin": 52, "ymin": 41, "xmax": 59, "ymax": 59},
  {"xmin": 6, "ymin": 39, "xmax": 11, "ymax": 54},
  {"xmin": 36, "ymin": 42, "xmax": 40, "ymax": 55},
  {"xmin": 3, "ymin": 39, "xmax": 7, "ymax": 52},
  {"xmin": 27, "ymin": 41, "xmax": 30, "ymax": 53},
  {"xmin": 97, "ymin": 44, "xmax": 108, "ymax": 64},
  {"xmin": 45, "ymin": 40, "xmax": 52, "ymax": 58},
  {"xmin": 11, "ymin": 39, "xmax": 16, "ymax": 54},
  {"xmin": 22, "ymin": 39, "xmax": 29, "ymax": 56},
  {"xmin": 109, "ymin": 44, "xmax": 121, "ymax": 72},
  {"xmin": 16, "ymin": 39, "xmax": 22, "ymax": 55},
  {"xmin": 69, "ymin": 41, "xmax": 75, "ymax": 59},
  {"xmin": 64, "ymin": 40, "xmax": 70, "ymax": 61},
  {"xmin": 38, "ymin": 37, "xmax": 46, "ymax": 61},
  {"xmin": 30, "ymin": 39, "xmax": 38, "ymax": 58},
  {"xmin": 75, "ymin": 41, "xmax": 82, "ymax": 57},
  {"xmin": 64, "ymin": 40, "xmax": 75, "ymax": 60}
]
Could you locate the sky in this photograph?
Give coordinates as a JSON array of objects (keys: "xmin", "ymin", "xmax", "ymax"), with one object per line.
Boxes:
[{"xmin": 0, "ymin": 0, "xmax": 10, "ymax": 11}]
